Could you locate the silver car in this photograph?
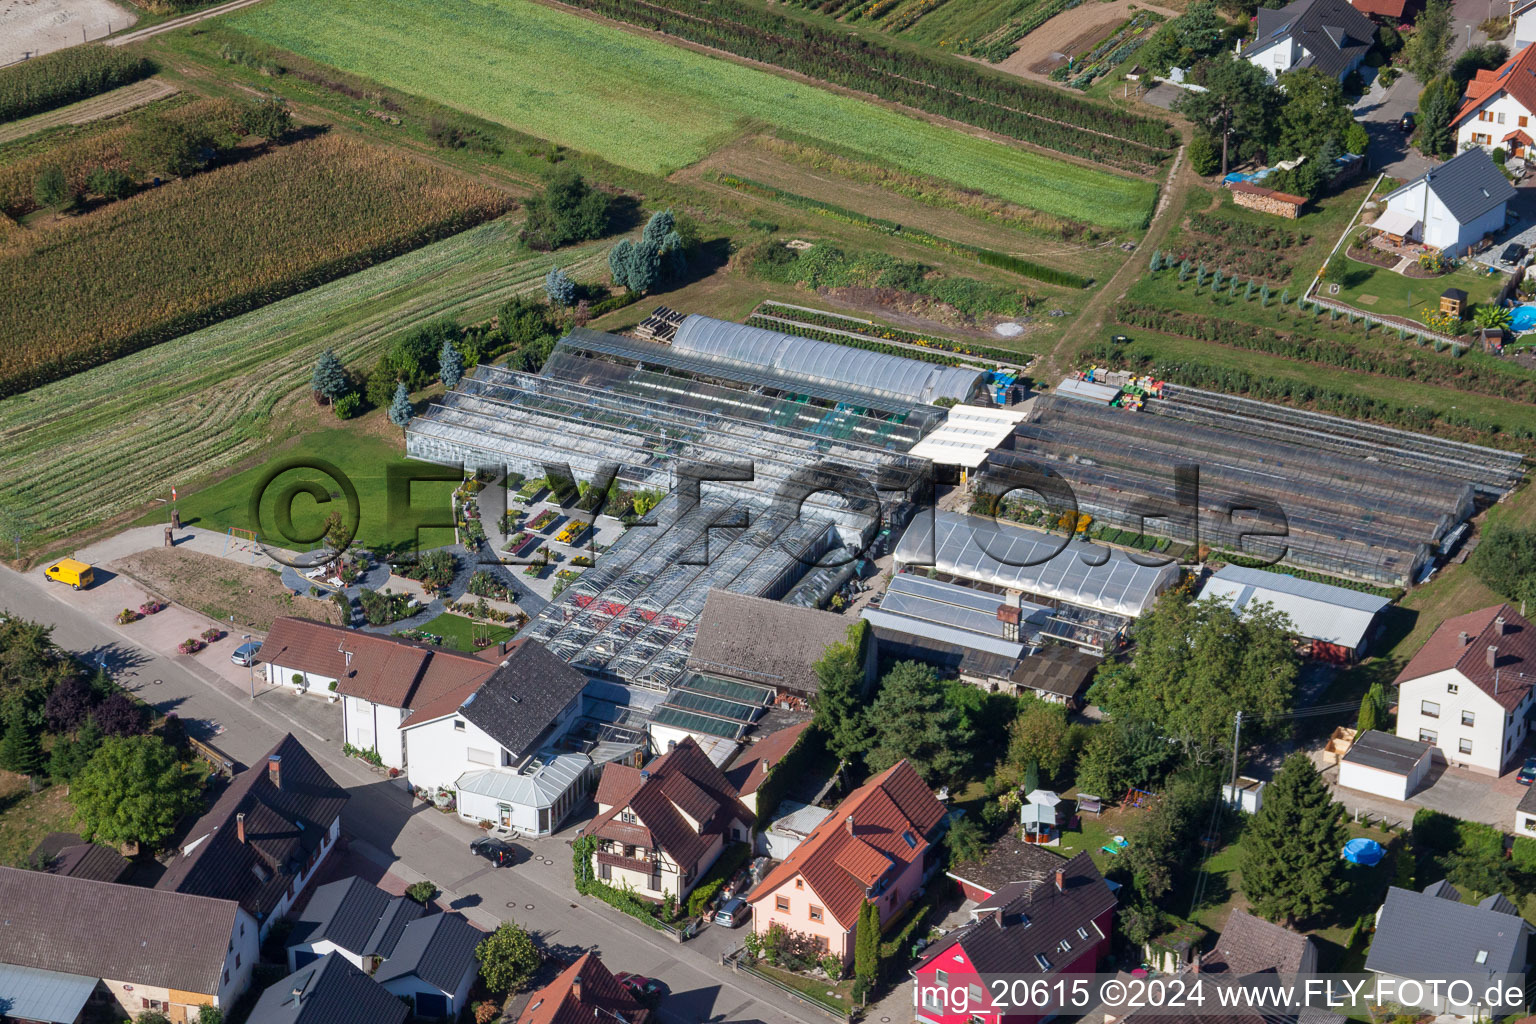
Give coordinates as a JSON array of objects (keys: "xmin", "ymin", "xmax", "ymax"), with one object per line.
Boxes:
[
  {"xmin": 715, "ymin": 897, "xmax": 748, "ymax": 928},
  {"xmin": 231, "ymin": 641, "xmax": 262, "ymax": 666}
]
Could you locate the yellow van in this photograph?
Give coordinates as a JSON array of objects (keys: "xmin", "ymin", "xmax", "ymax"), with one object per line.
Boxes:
[{"xmin": 45, "ymin": 558, "xmax": 94, "ymax": 590}]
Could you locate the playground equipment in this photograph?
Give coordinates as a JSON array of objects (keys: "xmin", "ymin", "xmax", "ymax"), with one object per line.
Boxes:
[{"xmin": 221, "ymin": 526, "xmax": 260, "ymax": 563}]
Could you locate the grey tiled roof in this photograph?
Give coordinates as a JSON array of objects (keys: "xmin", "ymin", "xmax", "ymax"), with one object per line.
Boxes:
[
  {"xmin": 1365, "ymin": 885, "xmax": 1530, "ymax": 979},
  {"xmin": 1243, "ymin": 0, "xmax": 1374, "ymax": 78},
  {"xmin": 459, "ymin": 642, "xmax": 587, "ymax": 758},
  {"xmin": 1383, "ymin": 148, "xmax": 1517, "ymax": 227},
  {"xmin": 288, "ymin": 877, "xmax": 423, "ymax": 959},
  {"xmin": 248, "ymin": 953, "xmax": 408, "ymax": 1024},
  {"xmin": 373, "ymin": 913, "xmax": 482, "ymax": 994}
]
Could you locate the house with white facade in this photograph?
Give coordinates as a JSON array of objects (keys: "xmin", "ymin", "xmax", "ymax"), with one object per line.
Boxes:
[
  {"xmin": 1373, "ymin": 148, "xmax": 1516, "ymax": 257},
  {"xmin": 372, "ymin": 912, "xmax": 484, "ymax": 1019},
  {"xmin": 401, "ymin": 639, "xmax": 596, "ymax": 836},
  {"xmin": 1394, "ymin": 604, "xmax": 1536, "ymax": 775},
  {"xmin": 1453, "ymin": 41, "xmax": 1536, "ymax": 157},
  {"xmin": 287, "ymin": 877, "xmax": 424, "ymax": 972},
  {"xmin": 586, "ymin": 736, "xmax": 755, "ymax": 903},
  {"xmin": 1239, "ymin": 0, "xmax": 1375, "ymax": 82},
  {"xmin": 1511, "ymin": 0, "xmax": 1536, "ymax": 49},
  {"xmin": 157, "ymin": 735, "xmax": 349, "ymax": 941}
]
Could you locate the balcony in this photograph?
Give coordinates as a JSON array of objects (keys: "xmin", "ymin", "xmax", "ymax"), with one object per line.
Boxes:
[{"xmin": 596, "ymin": 850, "xmax": 659, "ymax": 874}]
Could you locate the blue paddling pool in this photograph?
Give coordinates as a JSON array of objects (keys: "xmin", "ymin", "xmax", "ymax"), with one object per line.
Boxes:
[
  {"xmin": 1511, "ymin": 304, "xmax": 1536, "ymax": 333},
  {"xmin": 1342, "ymin": 837, "xmax": 1385, "ymax": 866}
]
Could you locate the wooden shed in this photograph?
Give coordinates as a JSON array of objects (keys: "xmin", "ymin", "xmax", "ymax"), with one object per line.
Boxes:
[
  {"xmin": 1227, "ymin": 181, "xmax": 1307, "ymax": 219},
  {"xmin": 1440, "ymin": 287, "xmax": 1469, "ymax": 317}
]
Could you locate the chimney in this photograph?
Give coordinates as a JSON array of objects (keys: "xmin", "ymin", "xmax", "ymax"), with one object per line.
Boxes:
[
  {"xmin": 1497, "ymin": 615, "xmax": 1508, "ymax": 635},
  {"xmin": 845, "ymin": 814, "xmax": 855, "ymax": 836},
  {"xmin": 1054, "ymin": 867, "xmax": 1065, "ymax": 892},
  {"xmin": 1191, "ymin": 952, "xmax": 1202, "ymax": 974},
  {"xmin": 267, "ymin": 754, "xmax": 282, "ymax": 790},
  {"xmin": 572, "ymin": 975, "xmax": 582, "ymax": 1003},
  {"xmin": 1488, "ymin": 645, "xmax": 1500, "ymax": 669},
  {"xmin": 236, "ymin": 812, "xmax": 246, "ymax": 844},
  {"xmin": 1459, "ymin": 631, "xmax": 1471, "ymax": 646}
]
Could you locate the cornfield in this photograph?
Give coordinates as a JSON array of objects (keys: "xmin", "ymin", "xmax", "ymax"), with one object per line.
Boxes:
[
  {"xmin": 0, "ymin": 132, "xmax": 512, "ymax": 397},
  {"xmin": 0, "ymin": 45, "xmax": 154, "ymax": 123}
]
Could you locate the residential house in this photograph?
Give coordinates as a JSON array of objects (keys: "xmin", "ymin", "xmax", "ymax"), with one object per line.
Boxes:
[
  {"xmin": 1199, "ymin": 564, "xmax": 1391, "ymax": 662},
  {"xmin": 1239, "ymin": 0, "xmax": 1375, "ymax": 82},
  {"xmin": 1374, "ymin": 149, "xmax": 1516, "ymax": 257},
  {"xmin": 157, "ymin": 734, "xmax": 348, "ymax": 941},
  {"xmin": 1454, "ymin": 41, "xmax": 1536, "ymax": 156},
  {"xmin": 401, "ymin": 638, "xmax": 593, "ymax": 836},
  {"xmin": 259, "ymin": 617, "xmax": 497, "ymax": 768},
  {"xmin": 1517, "ymin": 779, "xmax": 1536, "ymax": 834},
  {"xmin": 286, "ymin": 877, "xmax": 424, "ymax": 972},
  {"xmin": 1200, "ymin": 908, "xmax": 1319, "ymax": 975},
  {"xmin": 1348, "ymin": 0, "xmax": 1421, "ymax": 21},
  {"xmin": 247, "ymin": 953, "xmax": 408, "ymax": 1024},
  {"xmin": 1366, "ymin": 882, "xmax": 1531, "ymax": 1013},
  {"xmin": 724, "ymin": 719, "xmax": 811, "ymax": 815},
  {"xmin": 373, "ymin": 912, "xmax": 484, "ymax": 1018},
  {"xmin": 29, "ymin": 831, "xmax": 131, "ymax": 883},
  {"xmin": 511, "ymin": 951, "xmax": 648, "ymax": 1024},
  {"xmin": 913, "ymin": 852, "xmax": 1117, "ymax": 1024},
  {"xmin": 686, "ymin": 589, "xmax": 876, "ymax": 704},
  {"xmin": 586, "ymin": 736, "xmax": 755, "ymax": 903},
  {"xmin": 747, "ymin": 759, "xmax": 948, "ymax": 963},
  {"xmin": 947, "ymin": 836, "xmax": 1074, "ymax": 903},
  {"xmin": 1511, "ymin": 0, "xmax": 1536, "ymax": 52},
  {"xmin": 0, "ymin": 866, "xmax": 258, "ymax": 1024},
  {"xmin": 1393, "ymin": 603, "xmax": 1536, "ymax": 774}
]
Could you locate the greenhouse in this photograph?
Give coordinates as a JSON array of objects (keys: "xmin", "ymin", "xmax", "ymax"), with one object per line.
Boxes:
[
  {"xmin": 894, "ymin": 511, "xmax": 1180, "ymax": 619},
  {"xmin": 861, "ymin": 572, "xmax": 1042, "ymax": 659}
]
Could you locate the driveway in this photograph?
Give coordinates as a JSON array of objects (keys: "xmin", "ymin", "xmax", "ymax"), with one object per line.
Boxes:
[
  {"xmin": 1353, "ymin": 0, "xmax": 1497, "ymax": 179},
  {"xmin": 1320, "ymin": 754, "xmax": 1525, "ymax": 828},
  {"xmin": 1472, "ymin": 177, "xmax": 1536, "ymax": 269}
]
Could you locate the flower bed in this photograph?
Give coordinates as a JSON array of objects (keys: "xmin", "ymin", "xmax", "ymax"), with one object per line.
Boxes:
[
  {"xmin": 528, "ymin": 508, "xmax": 559, "ymax": 532},
  {"xmin": 178, "ymin": 638, "xmax": 205, "ymax": 654},
  {"xmin": 467, "ymin": 571, "xmax": 513, "ymax": 603},
  {"xmin": 555, "ymin": 522, "xmax": 589, "ymax": 546}
]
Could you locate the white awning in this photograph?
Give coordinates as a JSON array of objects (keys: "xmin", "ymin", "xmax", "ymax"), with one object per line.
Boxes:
[{"xmin": 1373, "ymin": 208, "xmax": 1421, "ymax": 238}]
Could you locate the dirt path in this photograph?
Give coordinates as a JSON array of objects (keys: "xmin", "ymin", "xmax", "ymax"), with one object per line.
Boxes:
[
  {"xmin": 105, "ymin": 0, "xmax": 266, "ymax": 46},
  {"xmin": 0, "ymin": 76, "xmax": 177, "ymax": 145},
  {"xmin": 991, "ymin": 0, "xmax": 1180, "ymax": 83}
]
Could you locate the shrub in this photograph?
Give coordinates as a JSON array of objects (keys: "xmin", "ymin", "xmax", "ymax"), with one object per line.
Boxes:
[
  {"xmin": 406, "ymin": 880, "xmax": 439, "ymax": 905},
  {"xmin": 1511, "ymin": 835, "xmax": 1536, "ymax": 871},
  {"xmin": 333, "ymin": 392, "xmax": 362, "ymax": 419}
]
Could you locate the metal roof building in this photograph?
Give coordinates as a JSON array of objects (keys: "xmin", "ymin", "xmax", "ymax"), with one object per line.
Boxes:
[
  {"xmin": 861, "ymin": 572, "xmax": 1042, "ymax": 660},
  {"xmin": 895, "ymin": 511, "xmax": 1179, "ymax": 618},
  {"xmin": 1199, "ymin": 564, "xmax": 1392, "ymax": 659},
  {"xmin": 669, "ymin": 315, "xmax": 987, "ymax": 407},
  {"xmin": 906, "ymin": 404, "xmax": 1027, "ymax": 468}
]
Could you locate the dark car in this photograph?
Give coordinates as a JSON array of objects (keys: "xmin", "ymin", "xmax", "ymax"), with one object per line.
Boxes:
[
  {"xmin": 469, "ymin": 835, "xmax": 519, "ymax": 866},
  {"xmin": 1400, "ymin": 111, "xmax": 1415, "ymax": 133},
  {"xmin": 1518, "ymin": 757, "xmax": 1536, "ymax": 785},
  {"xmin": 614, "ymin": 972, "xmax": 666, "ymax": 1003},
  {"xmin": 1501, "ymin": 242, "xmax": 1528, "ymax": 266}
]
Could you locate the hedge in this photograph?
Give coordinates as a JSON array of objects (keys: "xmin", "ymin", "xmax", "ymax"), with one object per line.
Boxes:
[
  {"xmin": 686, "ymin": 841, "xmax": 752, "ymax": 918},
  {"xmin": 0, "ymin": 46, "xmax": 155, "ymax": 124}
]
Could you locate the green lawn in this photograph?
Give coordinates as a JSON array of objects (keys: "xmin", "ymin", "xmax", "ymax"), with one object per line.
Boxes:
[
  {"xmin": 0, "ymin": 774, "xmax": 74, "ymax": 868},
  {"xmin": 400, "ymin": 612, "xmax": 517, "ymax": 653},
  {"xmin": 165, "ymin": 427, "xmax": 458, "ymax": 556},
  {"xmin": 1332, "ymin": 259, "xmax": 1505, "ymax": 326},
  {"xmin": 225, "ymin": 0, "xmax": 1158, "ymax": 230}
]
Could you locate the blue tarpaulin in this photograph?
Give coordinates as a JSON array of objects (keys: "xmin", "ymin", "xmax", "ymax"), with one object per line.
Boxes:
[{"xmin": 1342, "ymin": 837, "xmax": 1385, "ymax": 866}]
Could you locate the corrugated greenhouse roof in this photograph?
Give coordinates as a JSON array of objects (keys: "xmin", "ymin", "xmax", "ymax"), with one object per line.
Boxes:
[
  {"xmin": 455, "ymin": 751, "xmax": 590, "ymax": 810},
  {"xmin": 671, "ymin": 315, "xmax": 985, "ymax": 406},
  {"xmin": 652, "ymin": 706, "xmax": 746, "ymax": 738},
  {"xmin": 1200, "ymin": 564, "xmax": 1391, "ymax": 649},
  {"xmin": 906, "ymin": 404, "xmax": 1028, "ymax": 468},
  {"xmin": 893, "ymin": 511, "xmax": 1179, "ymax": 617}
]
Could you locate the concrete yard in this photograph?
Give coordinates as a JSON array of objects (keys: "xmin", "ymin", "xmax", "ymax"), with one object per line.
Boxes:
[{"xmin": 0, "ymin": 0, "xmax": 136, "ymax": 64}]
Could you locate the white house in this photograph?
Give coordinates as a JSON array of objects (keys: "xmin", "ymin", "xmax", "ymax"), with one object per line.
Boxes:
[
  {"xmin": 1394, "ymin": 604, "xmax": 1536, "ymax": 775},
  {"xmin": 1452, "ymin": 42, "xmax": 1536, "ymax": 157},
  {"xmin": 1511, "ymin": 0, "xmax": 1536, "ymax": 49},
  {"xmin": 400, "ymin": 639, "xmax": 596, "ymax": 836},
  {"xmin": 373, "ymin": 913, "xmax": 483, "ymax": 1019},
  {"xmin": 1374, "ymin": 148, "xmax": 1516, "ymax": 257},
  {"xmin": 1338, "ymin": 730, "xmax": 1435, "ymax": 801},
  {"xmin": 287, "ymin": 877, "xmax": 424, "ymax": 972},
  {"xmin": 1239, "ymin": 0, "xmax": 1375, "ymax": 82}
]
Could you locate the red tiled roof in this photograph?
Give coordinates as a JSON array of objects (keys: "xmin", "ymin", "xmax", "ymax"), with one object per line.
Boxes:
[
  {"xmin": 514, "ymin": 952, "xmax": 644, "ymax": 1024},
  {"xmin": 1506, "ymin": 129, "xmax": 1534, "ymax": 145},
  {"xmin": 834, "ymin": 838, "xmax": 892, "ymax": 887},
  {"xmin": 725, "ymin": 720, "xmax": 811, "ymax": 797},
  {"xmin": 262, "ymin": 617, "xmax": 492, "ymax": 710},
  {"xmin": 1394, "ymin": 604, "xmax": 1536, "ymax": 711},
  {"xmin": 1454, "ymin": 46, "xmax": 1536, "ymax": 126},
  {"xmin": 748, "ymin": 759, "xmax": 945, "ymax": 929},
  {"xmin": 587, "ymin": 737, "xmax": 755, "ymax": 871},
  {"xmin": 398, "ymin": 639, "xmax": 528, "ymax": 728},
  {"xmin": 1349, "ymin": 0, "xmax": 1410, "ymax": 18}
]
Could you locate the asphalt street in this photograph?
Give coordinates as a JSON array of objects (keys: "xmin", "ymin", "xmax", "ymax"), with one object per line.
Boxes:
[{"xmin": 0, "ymin": 563, "xmax": 825, "ymax": 1024}]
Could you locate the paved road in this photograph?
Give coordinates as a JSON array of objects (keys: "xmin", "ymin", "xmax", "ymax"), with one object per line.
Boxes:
[
  {"xmin": 0, "ymin": 563, "xmax": 818, "ymax": 1024},
  {"xmin": 1354, "ymin": 0, "xmax": 1499, "ymax": 179}
]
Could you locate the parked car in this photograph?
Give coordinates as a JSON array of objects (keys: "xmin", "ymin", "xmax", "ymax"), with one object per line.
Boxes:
[
  {"xmin": 470, "ymin": 835, "xmax": 520, "ymax": 867},
  {"xmin": 44, "ymin": 558, "xmax": 94, "ymax": 590},
  {"xmin": 614, "ymin": 973, "xmax": 666, "ymax": 1003},
  {"xmin": 231, "ymin": 641, "xmax": 262, "ymax": 666},
  {"xmin": 1400, "ymin": 112, "xmax": 1415, "ymax": 133},
  {"xmin": 1518, "ymin": 757, "xmax": 1536, "ymax": 785},
  {"xmin": 1501, "ymin": 242, "xmax": 1528, "ymax": 266},
  {"xmin": 714, "ymin": 897, "xmax": 748, "ymax": 928}
]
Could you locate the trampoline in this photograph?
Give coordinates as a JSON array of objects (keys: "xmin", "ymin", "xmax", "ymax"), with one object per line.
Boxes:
[
  {"xmin": 1511, "ymin": 304, "xmax": 1536, "ymax": 333},
  {"xmin": 1342, "ymin": 837, "xmax": 1385, "ymax": 866}
]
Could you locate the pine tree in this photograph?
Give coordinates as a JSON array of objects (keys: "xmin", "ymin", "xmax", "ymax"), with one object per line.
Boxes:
[
  {"xmin": 49, "ymin": 715, "xmax": 101, "ymax": 781},
  {"xmin": 812, "ymin": 622, "xmax": 871, "ymax": 766},
  {"xmin": 1023, "ymin": 758, "xmax": 1040, "ymax": 796},
  {"xmin": 387, "ymin": 383, "xmax": 414, "ymax": 430},
  {"xmin": 608, "ymin": 240, "xmax": 635, "ymax": 290},
  {"xmin": 545, "ymin": 266, "xmax": 576, "ymax": 306},
  {"xmin": 1178, "ymin": 258, "xmax": 1191, "ymax": 282},
  {"xmin": 311, "ymin": 349, "xmax": 347, "ymax": 402},
  {"xmin": 1357, "ymin": 682, "xmax": 1387, "ymax": 734},
  {"xmin": 438, "ymin": 338, "xmax": 463, "ymax": 392},
  {"xmin": 0, "ymin": 717, "xmax": 43, "ymax": 776},
  {"xmin": 1149, "ymin": 249, "xmax": 1162, "ymax": 271},
  {"xmin": 1240, "ymin": 752, "xmax": 1349, "ymax": 925}
]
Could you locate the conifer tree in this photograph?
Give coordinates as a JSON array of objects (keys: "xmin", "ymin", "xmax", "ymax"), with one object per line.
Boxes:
[
  {"xmin": 438, "ymin": 337, "xmax": 463, "ymax": 392},
  {"xmin": 1240, "ymin": 752, "xmax": 1348, "ymax": 925},
  {"xmin": 311, "ymin": 349, "xmax": 347, "ymax": 402},
  {"xmin": 0, "ymin": 717, "xmax": 42, "ymax": 776},
  {"xmin": 388, "ymin": 383, "xmax": 414, "ymax": 430}
]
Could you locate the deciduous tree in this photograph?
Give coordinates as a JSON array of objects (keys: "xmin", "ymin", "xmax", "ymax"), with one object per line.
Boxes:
[
  {"xmin": 475, "ymin": 921, "xmax": 540, "ymax": 994},
  {"xmin": 1469, "ymin": 524, "xmax": 1536, "ymax": 605},
  {"xmin": 520, "ymin": 169, "xmax": 609, "ymax": 250},
  {"xmin": 1405, "ymin": 0, "xmax": 1454, "ymax": 85},
  {"xmin": 72, "ymin": 735, "xmax": 202, "ymax": 849},
  {"xmin": 1240, "ymin": 752, "xmax": 1348, "ymax": 924}
]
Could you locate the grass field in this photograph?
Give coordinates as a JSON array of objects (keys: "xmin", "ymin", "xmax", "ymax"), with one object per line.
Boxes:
[
  {"xmin": 404, "ymin": 612, "xmax": 517, "ymax": 653},
  {"xmin": 225, "ymin": 0, "xmax": 1158, "ymax": 230},
  {"xmin": 0, "ymin": 132, "xmax": 512, "ymax": 397},
  {"xmin": 0, "ymin": 218, "xmax": 612, "ymax": 549},
  {"xmin": 1333, "ymin": 259, "xmax": 1503, "ymax": 324}
]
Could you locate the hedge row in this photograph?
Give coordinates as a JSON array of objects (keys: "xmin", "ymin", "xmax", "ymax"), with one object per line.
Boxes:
[
  {"xmin": 713, "ymin": 172, "xmax": 1089, "ymax": 287},
  {"xmin": 757, "ymin": 304, "xmax": 1024, "ymax": 362},
  {"xmin": 1085, "ymin": 340, "xmax": 1536, "ymax": 447},
  {"xmin": 746, "ymin": 315, "xmax": 976, "ymax": 367},
  {"xmin": 1113, "ymin": 301, "xmax": 1536, "ymax": 405},
  {"xmin": 555, "ymin": 0, "xmax": 1176, "ymax": 169},
  {"xmin": 0, "ymin": 46, "xmax": 155, "ymax": 124}
]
